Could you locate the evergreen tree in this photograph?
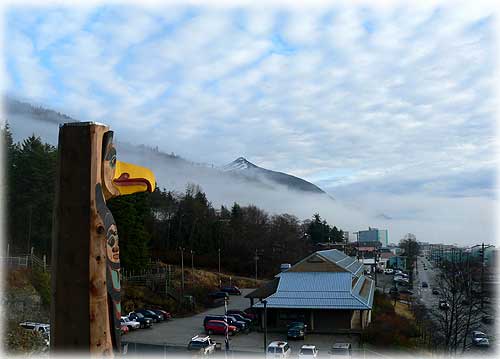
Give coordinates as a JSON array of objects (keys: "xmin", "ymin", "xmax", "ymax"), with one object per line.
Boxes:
[{"xmin": 108, "ymin": 193, "xmax": 151, "ymax": 271}]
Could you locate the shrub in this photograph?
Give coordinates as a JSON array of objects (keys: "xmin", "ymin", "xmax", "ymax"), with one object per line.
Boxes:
[
  {"xmin": 5, "ymin": 320, "xmax": 47, "ymax": 354},
  {"xmin": 30, "ymin": 267, "xmax": 51, "ymax": 308}
]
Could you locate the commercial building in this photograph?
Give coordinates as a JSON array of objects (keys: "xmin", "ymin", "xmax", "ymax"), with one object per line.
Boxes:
[
  {"xmin": 246, "ymin": 249, "xmax": 374, "ymax": 333},
  {"xmin": 357, "ymin": 227, "xmax": 388, "ymax": 246}
]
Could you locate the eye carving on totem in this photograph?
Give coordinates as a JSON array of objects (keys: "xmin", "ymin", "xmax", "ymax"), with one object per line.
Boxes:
[{"xmin": 106, "ymin": 224, "xmax": 120, "ymax": 264}]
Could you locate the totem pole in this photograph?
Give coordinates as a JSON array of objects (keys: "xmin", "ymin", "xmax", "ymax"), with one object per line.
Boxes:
[{"xmin": 51, "ymin": 122, "xmax": 155, "ymax": 355}]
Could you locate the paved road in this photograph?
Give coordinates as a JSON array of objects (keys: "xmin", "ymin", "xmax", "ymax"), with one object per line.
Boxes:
[
  {"xmin": 415, "ymin": 257, "xmax": 497, "ymax": 353},
  {"xmin": 124, "ymin": 288, "xmax": 255, "ymax": 347}
]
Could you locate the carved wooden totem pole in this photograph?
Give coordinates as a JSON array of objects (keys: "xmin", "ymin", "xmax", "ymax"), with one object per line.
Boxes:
[{"xmin": 51, "ymin": 122, "xmax": 155, "ymax": 355}]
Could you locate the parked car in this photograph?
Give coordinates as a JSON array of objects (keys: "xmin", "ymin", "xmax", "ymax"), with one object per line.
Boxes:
[
  {"xmin": 244, "ymin": 307, "xmax": 258, "ymax": 319},
  {"xmin": 127, "ymin": 312, "xmax": 153, "ymax": 328},
  {"xmin": 19, "ymin": 322, "xmax": 50, "ymax": 346},
  {"xmin": 187, "ymin": 335, "xmax": 219, "ymax": 355},
  {"xmin": 439, "ymin": 300, "xmax": 450, "ymax": 310},
  {"xmin": 203, "ymin": 315, "xmax": 246, "ymax": 332},
  {"xmin": 220, "ymin": 286, "xmax": 242, "ymax": 295},
  {"xmin": 120, "ymin": 325, "xmax": 129, "ymax": 335},
  {"xmin": 229, "ymin": 313, "xmax": 252, "ymax": 325},
  {"xmin": 421, "ymin": 281, "xmax": 428, "ymax": 288},
  {"xmin": 472, "ymin": 331, "xmax": 489, "ymax": 347},
  {"xmin": 204, "ymin": 320, "xmax": 237, "ymax": 336},
  {"xmin": 134, "ymin": 309, "xmax": 161, "ymax": 323},
  {"xmin": 208, "ymin": 291, "xmax": 230, "ymax": 300},
  {"xmin": 148, "ymin": 308, "xmax": 171, "ymax": 320},
  {"xmin": 482, "ymin": 315, "xmax": 494, "ymax": 324},
  {"xmin": 19, "ymin": 322, "xmax": 50, "ymax": 335},
  {"xmin": 384, "ymin": 268, "xmax": 394, "ymax": 274},
  {"xmin": 432, "ymin": 288, "xmax": 440, "ymax": 295},
  {"xmin": 120, "ymin": 316, "xmax": 140, "ymax": 331},
  {"xmin": 267, "ymin": 341, "xmax": 291, "ymax": 358},
  {"xmin": 227, "ymin": 309, "xmax": 255, "ymax": 321},
  {"xmin": 299, "ymin": 345, "xmax": 318, "ymax": 358},
  {"xmin": 328, "ymin": 343, "xmax": 352, "ymax": 358},
  {"xmin": 287, "ymin": 322, "xmax": 307, "ymax": 340}
]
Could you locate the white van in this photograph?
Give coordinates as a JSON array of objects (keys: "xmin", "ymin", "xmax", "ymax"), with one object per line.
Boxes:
[{"xmin": 267, "ymin": 341, "xmax": 291, "ymax": 358}]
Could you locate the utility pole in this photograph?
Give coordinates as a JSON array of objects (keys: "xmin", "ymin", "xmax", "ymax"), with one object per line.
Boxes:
[
  {"xmin": 218, "ymin": 248, "xmax": 221, "ymax": 276},
  {"xmin": 480, "ymin": 243, "xmax": 485, "ymax": 309},
  {"xmin": 190, "ymin": 250, "xmax": 195, "ymax": 276},
  {"xmin": 224, "ymin": 297, "xmax": 229, "ymax": 355},
  {"xmin": 180, "ymin": 247, "xmax": 185, "ymax": 296},
  {"xmin": 27, "ymin": 205, "xmax": 32, "ymax": 254},
  {"xmin": 254, "ymin": 249, "xmax": 259, "ymax": 282},
  {"xmin": 263, "ymin": 300, "xmax": 268, "ymax": 354}
]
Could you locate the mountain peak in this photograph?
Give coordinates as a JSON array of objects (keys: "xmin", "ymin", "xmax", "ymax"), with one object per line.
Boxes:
[{"xmin": 223, "ymin": 157, "xmax": 258, "ymax": 171}]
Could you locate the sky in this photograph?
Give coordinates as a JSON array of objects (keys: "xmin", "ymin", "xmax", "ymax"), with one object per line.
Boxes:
[{"xmin": 2, "ymin": 0, "xmax": 499, "ymax": 245}]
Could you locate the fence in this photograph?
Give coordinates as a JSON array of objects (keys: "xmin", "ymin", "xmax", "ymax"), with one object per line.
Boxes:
[
  {"xmin": 122, "ymin": 263, "xmax": 181, "ymax": 302},
  {"xmin": 1, "ymin": 248, "xmax": 50, "ymax": 272}
]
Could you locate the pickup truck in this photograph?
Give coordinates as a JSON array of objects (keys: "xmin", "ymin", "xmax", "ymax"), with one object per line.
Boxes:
[{"xmin": 188, "ymin": 335, "xmax": 220, "ymax": 355}]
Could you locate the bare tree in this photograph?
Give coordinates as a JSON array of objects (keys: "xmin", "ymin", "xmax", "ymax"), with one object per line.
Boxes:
[{"xmin": 430, "ymin": 259, "xmax": 484, "ymax": 355}]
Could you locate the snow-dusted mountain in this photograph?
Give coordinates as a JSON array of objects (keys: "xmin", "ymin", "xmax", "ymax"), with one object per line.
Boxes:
[
  {"xmin": 223, "ymin": 157, "xmax": 326, "ymax": 195},
  {"xmin": 5, "ymin": 97, "xmax": 389, "ymax": 233},
  {"xmin": 4, "ymin": 97, "xmax": 331, "ymax": 200}
]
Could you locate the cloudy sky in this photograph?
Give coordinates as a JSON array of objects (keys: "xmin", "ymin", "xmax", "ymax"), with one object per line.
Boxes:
[{"xmin": 2, "ymin": 1, "xmax": 498, "ymax": 245}]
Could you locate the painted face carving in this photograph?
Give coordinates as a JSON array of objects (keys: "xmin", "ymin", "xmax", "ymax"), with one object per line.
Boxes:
[
  {"xmin": 102, "ymin": 132, "xmax": 120, "ymax": 199},
  {"xmin": 106, "ymin": 224, "xmax": 120, "ymax": 263}
]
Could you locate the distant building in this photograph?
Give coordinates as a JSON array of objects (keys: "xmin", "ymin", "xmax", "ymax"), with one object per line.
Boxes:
[
  {"xmin": 342, "ymin": 231, "xmax": 350, "ymax": 242},
  {"xmin": 246, "ymin": 249, "xmax": 374, "ymax": 333},
  {"xmin": 357, "ymin": 227, "xmax": 388, "ymax": 246}
]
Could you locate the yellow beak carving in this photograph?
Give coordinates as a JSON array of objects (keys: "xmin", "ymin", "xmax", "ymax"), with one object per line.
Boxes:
[{"xmin": 113, "ymin": 161, "xmax": 156, "ymax": 195}]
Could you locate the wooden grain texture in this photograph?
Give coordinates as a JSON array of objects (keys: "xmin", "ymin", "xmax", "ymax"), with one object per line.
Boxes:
[
  {"xmin": 89, "ymin": 125, "xmax": 113, "ymax": 355},
  {"xmin": 51, "ymin": 123, "xmax": 113, "ymax": 355}
]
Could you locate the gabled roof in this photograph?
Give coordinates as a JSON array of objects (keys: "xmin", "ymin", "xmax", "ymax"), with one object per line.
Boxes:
[
  {"xmin": 316, "ymin": 249, "xmax": 364, "ymax": 277},
  {"xmin": 276, "ymin": 249, "xmax": 363, "ymax": 278},
  {"xmin": 245, "ymin": 277, "xmax": 279, "ymax": 299},
  {"xmin": 254, "ymin": 272, "xmax": 373, "ymax": 310}
]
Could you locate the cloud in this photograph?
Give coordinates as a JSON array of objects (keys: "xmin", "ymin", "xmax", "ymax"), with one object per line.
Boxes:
[{"xmin": 3, "ymin": 2, "xmax": 497, "ymax": 246}]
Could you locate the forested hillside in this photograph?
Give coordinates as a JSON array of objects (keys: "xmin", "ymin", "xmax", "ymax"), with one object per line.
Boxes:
[{"xmin": 2, "ymin": 124, "xmax": 346, "ymax": 278}]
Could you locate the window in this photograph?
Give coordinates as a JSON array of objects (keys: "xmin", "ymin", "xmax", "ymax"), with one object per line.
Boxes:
[
  {"xmin": 284, "ymin": 344, "xmax": 290, "ymax": 352},
  {"xmin": 267, "ymin": 348, "xmax": 275, "ymax": 353},
  {"xmin": 300, "ymin": 348, "xmax": 314, "ymax": 355}
]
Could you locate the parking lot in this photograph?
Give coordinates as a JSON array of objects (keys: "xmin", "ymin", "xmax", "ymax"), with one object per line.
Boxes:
[{"xmin": 123, "ymin": 288, "xmax": 360, "ymax": 356}]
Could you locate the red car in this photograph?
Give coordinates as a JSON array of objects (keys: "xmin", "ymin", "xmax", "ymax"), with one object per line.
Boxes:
[
  {"xmin": 120, "ymin": 325, "xmax": 129, "ymax": 335},
  {"xmin": 149, "ymin": 308, "xmax": 172, "ymax": 320},
  {"xmin": 205, "ymin": 320, "xmax": 237, "ymax": 336}
]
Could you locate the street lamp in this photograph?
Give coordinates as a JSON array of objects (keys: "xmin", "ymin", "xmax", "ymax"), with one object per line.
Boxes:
[{"xmin": 263, "ymin": 299, "xmax": 268, "ymax": 354}]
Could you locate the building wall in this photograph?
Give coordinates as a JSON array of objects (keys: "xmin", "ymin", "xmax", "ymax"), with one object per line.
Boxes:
[
  {"xmin": 358, "ymin": 229, "xmax": 378, "ymax": 242},
  {"xmin": 378, "ymin": 230, "xmax": 388, "ymax": 246},
  {"xmin": 313, "ymin": 309, "xmax": 351, "ymax": 332},
  {"xmin": 264, "ymin": 308, "xmax": 353, "ymax": 333}
]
